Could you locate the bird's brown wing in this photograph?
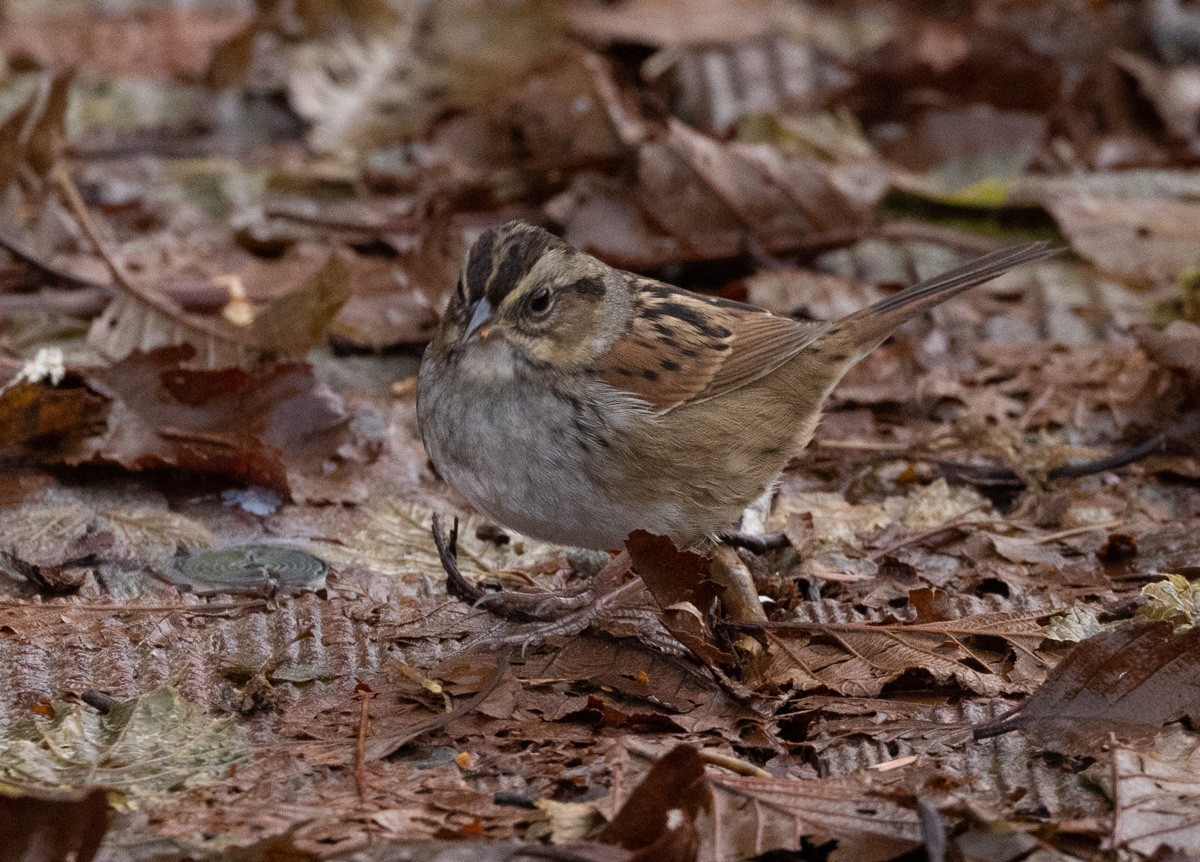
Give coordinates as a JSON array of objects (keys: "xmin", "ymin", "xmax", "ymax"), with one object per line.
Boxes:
[{"xmin": 593, "ymin": 276, "xmax": 827, "ymax": 412}]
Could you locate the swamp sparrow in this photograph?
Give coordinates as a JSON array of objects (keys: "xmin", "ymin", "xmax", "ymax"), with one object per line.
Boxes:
[{"xmin": 418, "ymin": 222, "xmax": 1053, "ymax": 550}]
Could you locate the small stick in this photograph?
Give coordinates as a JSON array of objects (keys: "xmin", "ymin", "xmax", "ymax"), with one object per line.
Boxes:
[
  {"xmin": 52, "ymin": 164, "xmax": 137, "ymax": 292},
  {"xmin": 699, "ymin": 749, "xmax": 771, "ymax": 778},
  {"xmin": 1033, "ymin": 519, "xmax": 1126, "ymax": 545},
  {"xmin": 354, "ymin": 681, "xmax": 372, "ymax": 800}
]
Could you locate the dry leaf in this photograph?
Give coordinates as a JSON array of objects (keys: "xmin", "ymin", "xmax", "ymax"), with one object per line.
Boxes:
[
  {"xmin": 0, "ymin": 785, "xmax": 108, "ymax": 862},
  {"xmin": 750, "ymin": 611, "xmax": 1050, "ymax": 697},
  {"xmin": 0, "ymin": 72, "xmax": 71, "ymax": 194},
  {"xmin": 975, "ymin": 621, "xmax": 1200, "ymax": 751},
  {"xmin": 72, "ymin": 346, "xmax": 356, "ymax": 495},
  {"xmin": 1110, "ymin": 731, "xmax": 1200, "ymax": 857},
  {"xmin": 1045, "ymin": 193, "xmax": 1200, "ymax": 282},
  {"xmin": 286, "ymin": 0, "xmax": 565, "ymax": 152}
]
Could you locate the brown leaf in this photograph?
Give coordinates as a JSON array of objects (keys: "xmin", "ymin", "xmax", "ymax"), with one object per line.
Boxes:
[
  {"xmin": 515, "ymin": 635, "xmax": 761, "ymax": 733},
  {"xmin": 282, "ymin": 0, "xmax": 566, "ymax": 152},
  {"xmin": 88, "ymin": 254, "xmax": 352, "ymax": 369},
  {"xmin": 0, "ymin": 8, "xmax": 246, "ymax": 81},
  {"xmin": 1045, "ymin": 193, "xmax": 1200, "ymax": 282},
  {"xmin": 974, "ymin": 621, "xmax": 1200, "ymax": 751},
  {"xmin": 1113, "ymin": 50, "xmax": 1200, "ymax": 141},
  {"xmin": 1138, "ymin": 320, "xmax": 1200, "ymax": 377},
  {"xmin": 553, "ymin": 119, "xmax": 875, "ymax": 268},
  {"xmin": 69, "ymin": 346, "xmax": 355, "ymax": 495},
  {"xmin": 251, "ymin": 254, "xmax": 353, "ymax": 355},
  {"xmin": 1110, "ymin": 731, "xmax": 1200, "ymax": 857},
  {"xmin": 569, "ymin": 0, "xmax": 785, "ymax": 46},
  {"xmin": 601, "ymin": 744, "xmax": 711, "ymax": 861},
  {"xmin": 749, "ymin": 611, "xmax": 1050, "ymax": 697},
  {"xmin": 988, "ymin": 534, "xmax": 1068, "ymax": 567},
  {"xmin": 0, "ymin": 380, "xmax": 109, "ymax": 451},
  {"xmin": 599, "ymin": 743, "xmax": 923, "ymax": 862},
  {"xmin": 625, "ymin": 531, "xmax": 733, "ymax": 665},
  {"xmin": 701, "ymin": 770, "xmax": 923, "ymax": 862},
  {"xmin": 0, "ymin": 72, "xmax": 71, "ymax": 193},
  {"xmin": 0, "ymin": 785, "xmax": 108, "ymax": 862}
]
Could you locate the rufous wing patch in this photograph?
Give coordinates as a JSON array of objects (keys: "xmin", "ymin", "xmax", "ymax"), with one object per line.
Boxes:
[{"xmin": 594, "ymin": 277, "xmax": 828, "ymax": 411}]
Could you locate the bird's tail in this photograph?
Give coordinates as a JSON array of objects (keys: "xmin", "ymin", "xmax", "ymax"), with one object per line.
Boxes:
[{"xmin": 820, "ymin": 241, "xmax": 1058, "ymax": 360}]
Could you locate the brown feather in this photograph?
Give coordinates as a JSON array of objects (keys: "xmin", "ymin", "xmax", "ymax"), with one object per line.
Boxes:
[{"xmin": 595, "ymin": 276, "xmax": 826, "ymax": 411}]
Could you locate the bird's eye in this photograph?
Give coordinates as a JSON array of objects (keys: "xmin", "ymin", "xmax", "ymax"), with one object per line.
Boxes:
[{"xmin": 528, "ymin": 287, "xmax": 552, "ymax": 315}]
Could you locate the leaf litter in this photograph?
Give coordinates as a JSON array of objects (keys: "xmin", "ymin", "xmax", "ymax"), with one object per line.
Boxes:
[{"xmin": 0, "ymin": 1, "xmax": 1200, "ymax": 860}]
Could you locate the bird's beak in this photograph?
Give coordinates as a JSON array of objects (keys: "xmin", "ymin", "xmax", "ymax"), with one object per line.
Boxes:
[{"xmin": 464, "ymin": 297, "xmax": 492, "ymax": 340}]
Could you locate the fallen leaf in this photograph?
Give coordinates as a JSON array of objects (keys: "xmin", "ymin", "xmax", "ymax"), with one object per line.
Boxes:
[
  {"xmin": 285, "ymin": 0, "xmax": 565, "ymax": 152},
  {"xmin": 70, "ymin": 346, "xmax": 357, "ymax": 495},
  {"xmin": 0, "ymin": 784, "xmax": 109, "ymax": 862},
  {"xmin": 601, "ymin": 744, "xmax": 710, "ymax": 861},
  {"xmin": 1136, "ymin": 573, "xmax": 1200, "ymax": 631},
  {"xmin": 1045, "ymin": 193, "xmax": 1200, "ymax": 282},
  {"xmin": 749, "ymin": 610, "xmax": 1050, "ymax": 697},
  {"xmin": 1109, "ymin": 730, "xmax": 1200, "ymax": 857},
  {"xmin": 701, "ymin": 770, "xmax": 923, "ymax": 862},
  {"xmin": 0, "ymin": 688, "xmax": 243, "ymax": 797},
  {"xmin": 1113, "ymin": 50, "xmax": 1200, "ymax": 141},
  {"xmin": 88, "ymin": 253, "xmax": 352, "ymax": 368},
  {"xmin": 974, "ymin": 621, "xmax": 1200, "ymax": 751},
  {"xmin": 625, "ymin": 530, "xmax": 730, "ymax": 665},
  {"xmin": 553, "ymin": 118, "xmax": 877, "ymax": 268}
]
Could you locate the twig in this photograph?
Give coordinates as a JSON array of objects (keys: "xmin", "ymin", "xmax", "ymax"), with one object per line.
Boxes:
[
  {"xmin": 698, "ymin": 749, "xmax": 771, "ymax": 778},
  {"xmin": 1033, "ymin": 519, "xmax": 1126, "ymax": 545},
  {"xmin": 933, "ymin": 434, "xmax": 1170, "ymax": 489},
  {"xmin": 52, "ymin": 164, "xmax": 138, "ymax": 292},
  {"xmin": 354, "ymin": 682, "xmax": 372, "ymax": 800},
  {"xmin": 52, "ymin": 163, "xmax": 252, "ymax": 352}
]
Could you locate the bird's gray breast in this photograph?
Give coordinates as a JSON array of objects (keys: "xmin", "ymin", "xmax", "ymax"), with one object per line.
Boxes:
[{"xmin": 417, "ymin": 347, "xmax": 631, "ymax": 547}]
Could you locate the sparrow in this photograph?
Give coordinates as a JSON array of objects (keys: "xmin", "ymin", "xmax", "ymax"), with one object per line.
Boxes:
[{"xmin": 417, "ymin": 222, "xmax": 1054, "ymax": 551}]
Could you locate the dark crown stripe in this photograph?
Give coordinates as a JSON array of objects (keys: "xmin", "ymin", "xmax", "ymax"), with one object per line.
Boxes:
[
  {"xmin": 464, "ymin": 228, "xmax": 497, "ymax": 302},
  {"xmin": 481, "ymin": 223, "xmax": 562, "ymax": 304}
]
